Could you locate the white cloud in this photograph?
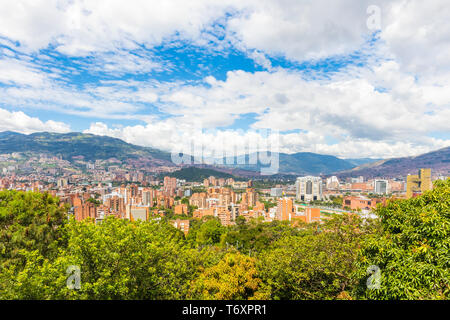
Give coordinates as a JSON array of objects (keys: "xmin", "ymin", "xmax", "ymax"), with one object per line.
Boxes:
[
  {"xmin": 0, "ymin": 108, "xmax": 70, "ymax": 134},
  {"xmin": 1, "ymin": 0, "xmax": 449, "ymax": 77},
  {"xmin": 84, "ymin": 118, "xmax": 449, "ymax": 159},
  {"xmin": 0, "ymin": 58, "xmax": 46, "ymax": 87},
  {"xmin": 0, "ymin": 0, "xmax": 382, "ymax": 60},
  {"xmin": 1, "ymin": 53, "xmax": 448, "ymax": 158},
  {"xmin": 381, "ymin": 0, "xmax": 450, "ymax": 80},
  {"xmin": 0, "ymin": 0, "xmax": 449, "ymax": 159},
  {"xmin": 0, "ymin": 0, "xmax": 234, "ymax": 55},
  {"xmin": 226, "ymin": 0, "xmax": 375, "ymax": 61}
]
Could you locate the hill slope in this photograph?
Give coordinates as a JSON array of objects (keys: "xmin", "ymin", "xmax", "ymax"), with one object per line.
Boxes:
[
  {"xmin": 4, "ymin": 131, "xmax": 443, "ymax": 178},
  {"xmin": 0, "ymin": 132, "xmax": 361, "ymax": 175},
  {"xmin": 337, "ymin": 146, "xmax": 450, "ymax": 178},
  {"xmin": 160, "ymin": 167, "xmax": 240, "ymax": 181},
  {"xmin": 218, "ymin": 151, "xmax": 356, "ymax": 175},
  {"xmin": 0, "ymin": 131, "xmax": 173, "ymax": 165}
]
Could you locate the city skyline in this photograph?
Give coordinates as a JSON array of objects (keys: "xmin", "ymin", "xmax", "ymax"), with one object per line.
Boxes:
[{"xmin": 0, "ymin": 1, "xmax": 449, "ymax": 159}]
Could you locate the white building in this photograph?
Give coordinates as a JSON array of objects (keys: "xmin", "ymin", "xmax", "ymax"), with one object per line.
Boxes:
[
  {"xmin": 296, "ymin": 176, "xmax": 323, "ymax": 202},
  {"xmin": 326, "ymin": 176, "xmax": 340, "ymax": 189},
  {"xmin": 374, "ymin": 180, "xmax": 388, "ymax": 194}
]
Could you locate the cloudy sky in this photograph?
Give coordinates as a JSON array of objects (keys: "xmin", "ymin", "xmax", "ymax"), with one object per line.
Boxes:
[{"xmin": 0, "ymin": 0, "xmax": 449, "ymax": 159}]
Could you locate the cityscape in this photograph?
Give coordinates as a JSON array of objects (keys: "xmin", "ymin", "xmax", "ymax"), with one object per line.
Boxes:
[
  {"xmin": 0, "ymin": 0, "xmax": 449, "ymax": 310},
  {"xmin": 0, "ymin": 148, "xmax": 446, "ymax": 232}
]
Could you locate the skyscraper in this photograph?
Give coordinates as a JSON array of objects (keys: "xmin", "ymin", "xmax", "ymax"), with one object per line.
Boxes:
[
  {"xmin": 296, "ymin": 176, "xmax": 323, "ymax": 202},
  {"xmin": 406, "ymin": 168, "xmax": 432, "ymax": 199},
  {"xmin": 374, "ymin": 180, "xmax": 388, "ymax": 194},
  {"xmin": 277, "ymin": 198, "xmax": 294, "ymax": 221}
]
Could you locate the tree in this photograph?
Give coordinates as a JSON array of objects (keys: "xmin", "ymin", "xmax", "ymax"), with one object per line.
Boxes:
[
  {"xmin": 0, "ymin": 216, "xmax": 220, "ymax": 300},
  {"xmin": 195, "ymin": 218, "xmax": 227, "ymax": 246},
  {"xmin": 87, "ymin": 198, "xmax": 101, "ymax": 206},
  {"xmin": 0, "ymin": 190, "xmax": 68, "ymax": 266},
  {"xmin": 188, "ymin": 252, "xmax": 262, "ymax": 300},
  {"xmin": 257, "ymin": 214, "xmax": 377, "ymax": 299},
  {"xmin": 220, "ymin": 219, "xmax": 302, "ymax": 253},
  {"xmin": 354, "ymin": 179, "xmax": 450, "ymax": 299}
]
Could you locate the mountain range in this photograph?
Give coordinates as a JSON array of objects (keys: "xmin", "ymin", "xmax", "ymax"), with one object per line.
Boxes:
[
  {"xmin": 0, "ymin": 131, "xmax": 173, "ymax": 166},
  {"xmin": 214, "ymin": 152, "xmax": 357, "ymax": 175},
  {"xmin": 0, "ymin": 131, "xmax": 447, "ymax": 178},
  {"xmin": 337, "ymin": 146, "xmax": 450, "ymax": 178}
]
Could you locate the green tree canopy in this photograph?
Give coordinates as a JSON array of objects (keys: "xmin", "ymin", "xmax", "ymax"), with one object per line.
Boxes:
[
  {"xmin": 189, "ymin": 252, "xmax": 262, "ymax": 300},
  {"xmin": 354, "ymin": 179, "xmax": 450, "ymax": 299},
  {"xmin": 257, "ymin": 214, "xmax": 377, "ymax": 300},
  {"xmin": 0, "ymin": 190, "xmax": 67, "ymax": 266}
]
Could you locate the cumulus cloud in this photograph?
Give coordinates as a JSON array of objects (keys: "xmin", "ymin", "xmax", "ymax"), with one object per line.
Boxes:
[
  {"xmin": 0, "ymin": 0, "xmax": 449, "ymax": 159},
  {"xmin": 381, "ymin": 0, "xmax": 450, "ymax": 80},
  {"xmin": 84, "ymin": 116, "xmax": 449, "ymax": 159},
  {"xmin": 1, "ymin": 0, "xmax": 449, "ymax": 75},
  {"xmin": 0, "ymin": 108, "xmax": 70, "ymax": 134}
]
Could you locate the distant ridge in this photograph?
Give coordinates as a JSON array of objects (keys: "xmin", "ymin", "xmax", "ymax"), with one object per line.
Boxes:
[
  {"xmin": 336, "ymin": 146, "xmax": 450, "ymax": 178},
  {"xmin": 1, "ymin": 131, "xmax": 446, "ymax": 178},
  {"xmin": 0, "ymin": 131, "xmax": 361, "ymax": 175},
  {"xmin": 217, "ymin": 151, "xmax": 357, "ymax": 175},
  {"xmin": 0, "ymin": 131, "xmax": 173, "ymax": 165}
]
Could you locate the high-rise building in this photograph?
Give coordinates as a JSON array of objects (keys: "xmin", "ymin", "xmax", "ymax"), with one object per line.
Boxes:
[
  {"xmin": 73, "ymin": 196, "xmax": 97, "ymax": 221},
  {"xmin": 164, "ymin": 176, "xmax": 177, "ymax": 190},
  {"xmin": 142, "ymin": 189, "xmax": 154, "ymax": 206},
  {"xmin": 127, "ymin": 205, "xmax": 149, "ymax": 221},
  {"xmin": 106, "ymin": 195, "xmax": 125, "ymax": 214},
  {"xmin": 246, "ymin": 188, "xmax": 257, "ymax": 207},
  {"xmin": 209, "ymin": 176, "xmax": 217, "ymax": 186},
  {"xmin": 190, "ymin": 192, "xmax": 207, "ymax": 209},
  {"xmin": 296, "ymin": 176, "xmax": 323, "ymax": 202},
  {"xmin": 277, "ymin": 198, "xmax": 294, "ymax": 221},
  {"xmin": 303, "ymin": 207, "xmax": 321, "ymax": 223},
  {"xmin": 57, "ymin": 177, "xmax": 68, "ymax": 188},
  {"xmin": 374, "ymin": 180, "xmax": 388, "ymax": 194},
  {"xmin": 406, "ymin": 168, "xmax": 432, "ymax": 199},
  {"xmin": 351, "ymin": 176, "xmax": 364, "ymax": 183}
]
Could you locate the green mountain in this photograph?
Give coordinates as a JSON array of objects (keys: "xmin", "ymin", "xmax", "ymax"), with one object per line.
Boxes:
[
  {"xmin": 0, "ymin": 131, "xmax": 398, "ymax": 176},
  {"xmin": 0, "ymin": 131, "xmax": 172, "ymax": 164},
  {"xmin": 280, "ymin": 152, "xmax": 355, "ymax": 174},
  {"xmin": 219, "ymin": 151, "xmax": 356, "ymax": 175},
  {"xmin": 160, "ymin": 167, "xmax": 239, "ymax": 181}
]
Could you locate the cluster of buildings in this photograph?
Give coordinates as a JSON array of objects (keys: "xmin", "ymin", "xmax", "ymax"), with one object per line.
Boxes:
[{"xmin": 0, "ymin": 155, "xmax": 446, "ymax": 237}]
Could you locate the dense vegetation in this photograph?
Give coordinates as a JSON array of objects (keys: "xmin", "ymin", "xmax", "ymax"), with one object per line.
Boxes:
[
  {"xmin": 0, "ymin": 179, "xmax": 448, "ymax": 300},
  {"xmin": 160, "ymin": 167, "xmax": 239, "ymax": 182}
]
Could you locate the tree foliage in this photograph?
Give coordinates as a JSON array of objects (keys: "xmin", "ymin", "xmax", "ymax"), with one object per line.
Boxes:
[
  {"xmin": 0, "ymin": 180, "xmax": 449, "ymax": 300},
  {"xmin": 189, "ymin": 252, "xmax": 262, "ymax": 300},
  {"xmin": 0, "ymin": 190, "xmax": 67, "ymax": 266},
  {"xmin": 354, "ymin": 179, "xmax": 450, "ymax": 299},
  {"xmin": 256, "ymin": 215, "xmax": 377, "ymax": 299}
]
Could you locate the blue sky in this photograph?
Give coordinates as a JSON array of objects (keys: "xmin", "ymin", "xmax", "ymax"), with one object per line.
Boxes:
[{"xmin": 0, "ymin": 0, "xmax": 449, "ymax": 159}]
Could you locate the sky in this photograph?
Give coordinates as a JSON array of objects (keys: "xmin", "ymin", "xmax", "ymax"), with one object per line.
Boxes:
[{"xmin": 0, "ymin": 0, "xmax": 449, "ymax": 159}]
